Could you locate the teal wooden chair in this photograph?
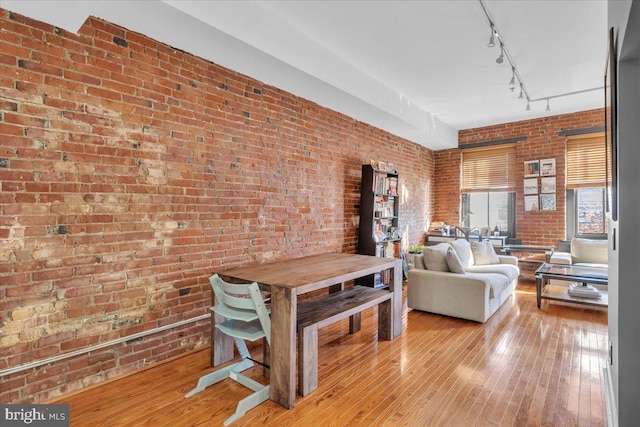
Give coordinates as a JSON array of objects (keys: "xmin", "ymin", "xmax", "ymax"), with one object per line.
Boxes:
[{"xmin": 185, "ymin": 274, "xmax": 271, "ymax": 426}]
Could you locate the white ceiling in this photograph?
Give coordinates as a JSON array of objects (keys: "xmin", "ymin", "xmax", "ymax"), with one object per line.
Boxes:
[{"xmin": 3, "ymin": 0, "xmax": 607, "ymax": 150}]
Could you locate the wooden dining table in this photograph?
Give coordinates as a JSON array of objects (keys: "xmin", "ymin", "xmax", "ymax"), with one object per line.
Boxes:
[{"xmin": 214, "ymin": 252, "xmax": 403, "ymax": 409}]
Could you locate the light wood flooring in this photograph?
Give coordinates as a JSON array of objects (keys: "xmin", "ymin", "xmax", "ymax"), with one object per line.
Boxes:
[{"xmin": 52, "ymin": 281, "xmax": 609, "ymax": 426}]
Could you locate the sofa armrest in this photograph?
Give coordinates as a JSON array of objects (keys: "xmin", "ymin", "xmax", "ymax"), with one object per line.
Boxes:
[
  {"xmin": 407, "ymin": 269, "xmax": 493, "ymax": 322},
  {"xmin": 550, "ymin": 251, "xmax": 572, "ymax": 265},
  {"xmin": 497, "ymin": 255, "xmax": 518, "ymax": 266}
]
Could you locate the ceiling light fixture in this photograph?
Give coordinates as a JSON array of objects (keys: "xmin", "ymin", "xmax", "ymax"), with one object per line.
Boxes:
[
  {"xmin": 545, "ymin": 99, "xmax": 550, "ymax": 111},
  {"xmin": 526, "ymin": 99, "xmax": 531, "ymax": 111},
  {"xmin": 496, "ymin": 44, "xmax": 504, "ymax": 64},
  {"xmin": 487, "ymin": 26, "xmax": 496, "ymax": 47},
  {"xmin": 480, "ymin": 0, "xmax": 530, "ymax": 109}
]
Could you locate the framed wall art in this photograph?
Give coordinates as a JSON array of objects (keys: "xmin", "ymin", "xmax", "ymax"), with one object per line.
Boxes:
[
  {"xmin": 540, "ymin": 158, "xmax": 556, "ymax": 176},
  {"xmin": 540, "ymin": 194, "xmax": 556, "ymax": 211},
  {"xmin": 524, "ymin": 160, "xmax": 540, "ymax": 178},
  {"xmin": 524, "ymin": 178, "xmax": 538, "ymax": 195},
  {"xmin": 524, "ymin": 195, "xmax": 539, "ymax": 211},
  {"xmin": 541, "ymin": 177, "xmax": 556, "ymax": 193}
]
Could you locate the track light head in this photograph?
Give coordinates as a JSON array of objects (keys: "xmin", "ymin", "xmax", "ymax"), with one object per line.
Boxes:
[
  {"xmin": 525, "ymin": 99, "xmax": 531, "ymax": 111},
  {"xmin": 487, "ymin": 26, "xmax": 496, "ymax": 47},
  {"xmin": 496, "ymin": 45, "xmax": 504, "ymax": 64},
  {"xmin": 518, "ymin": 84, "xmax": 524, "ymax": 99},
  {"xmin": 509, "ymin": 68, "xmax": 516, "ymax": 86},
  {"xmin": 545, "ymin": 99, "xmax": 550, "ymax": 111}
]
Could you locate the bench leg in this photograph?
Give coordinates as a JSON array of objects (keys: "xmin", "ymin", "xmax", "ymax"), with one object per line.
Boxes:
[
  {"xmin": 378, "ymin": 299, "xmax": 392, "ymax": 340},
  {"xmin": 298, "ymin": 324, "xmax": 318, "ymax": 396},
  {"xmin": 349, "ymin": 313, "xmax": 361, "ymax": 334}
]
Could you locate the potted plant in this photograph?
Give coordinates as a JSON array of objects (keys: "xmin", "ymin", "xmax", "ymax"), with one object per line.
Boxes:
[{"xmin": 407, "ymin": 244, "xmax": 426, "ymax": 264}]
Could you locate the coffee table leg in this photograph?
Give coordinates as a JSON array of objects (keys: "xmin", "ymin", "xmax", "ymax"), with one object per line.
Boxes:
[{"xmin": 536, "ymin": 276, "xmax": 542, "ymax": 308}]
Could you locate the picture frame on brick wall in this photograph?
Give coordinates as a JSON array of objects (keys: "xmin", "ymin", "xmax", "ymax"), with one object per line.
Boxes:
[
  {"xmin": 540, "ymin": 194, "xmax": 556, "ymax": 211},
  {"xmin": 524, "ymin": 160, "xmax": 539, "ymax": 178},
  {"xmin": 540, "ymin": 158, "xmax": 556, "ymax": 176},
  {"xmin": 541, "ymin": 177, "xmax": 556, "ymax": 194},
  {"xmin": 525, "ymin": 195, "xmax": 539, "ymax": 211},
  {"xmin": 524, "ymin": 178, "xmax": 538, "ymax": 195}
]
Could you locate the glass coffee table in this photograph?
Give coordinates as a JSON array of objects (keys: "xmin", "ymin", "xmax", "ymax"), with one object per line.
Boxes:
[{"xmin": 535, "ymin": 263, "xmax": 608, "ymax": 309}]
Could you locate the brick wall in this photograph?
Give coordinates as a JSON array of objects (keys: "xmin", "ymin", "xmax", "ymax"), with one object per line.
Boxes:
[
  {"xmin": 0, "ymin": 10, "xmax": 435, "ymax": 402},
  {"xmin": 435, "ymin": 109, "xmax": 605, "ymax": 249}
]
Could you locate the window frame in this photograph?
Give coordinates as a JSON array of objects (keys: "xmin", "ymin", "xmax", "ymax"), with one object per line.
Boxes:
[
  {"xmin": 566, "ymin": 187, "xmax": 608, "ymax": 240},
  {"xmin": 461, "ymin": 191, "xmax": 516, "ymax": 238}
]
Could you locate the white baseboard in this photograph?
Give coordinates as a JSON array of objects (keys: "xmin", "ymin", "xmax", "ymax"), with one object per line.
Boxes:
[{"xmin": 604, "ymin": 364, "xmax": 618, "ymax": 427}]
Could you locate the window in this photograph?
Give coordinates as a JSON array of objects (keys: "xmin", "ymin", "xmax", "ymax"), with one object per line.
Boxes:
[
  {"xmin": 565, "ymin": 132, "xmax": 607, "ymax": 239},
  {"xmin": 460, "ymin": 144, "xmax": 517, "ymax": 237},
  {"xmin": 461, "ymin": 192, "xmax": 516, "ymax": 237}
]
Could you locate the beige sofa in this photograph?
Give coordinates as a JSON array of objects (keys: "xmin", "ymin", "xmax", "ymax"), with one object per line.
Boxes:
[
  {"xmin": 550, "ymin": 238, "xmax": 608, "ymax": 268},
  {"xmin": 408, "ymin": 239, "xmax": 519, "ymax": 323}
]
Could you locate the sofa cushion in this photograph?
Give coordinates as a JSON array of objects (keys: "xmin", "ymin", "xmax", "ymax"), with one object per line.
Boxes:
[
  {"xmin": 470, "ymin": 240, "xmax": 499, "ymax": 265},
  {"xmin": 465, "ymin": 264, "xmax": 520, "ymax": 283},
  {"xmin": 450, "ymin": 239, "xmax": 475, "ymax": 268},
  {"xmin": 446, "ymin": 246, "xmax": 465, "ymax": 273},
  {"xmin": 571, "ymin": 238, "xmax": 608, "ymax": 264},
  {"xmin": 412, "ymin": 253, "xmax": 426, "ymax": 269},
  {"xmin": 423, "ymin": 244, "xmax": 450, "ymax": 271}
]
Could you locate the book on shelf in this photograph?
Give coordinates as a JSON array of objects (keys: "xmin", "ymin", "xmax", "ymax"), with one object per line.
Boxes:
[{"xmin": 372, "ymin": 173, "xmax": 398, "ymax": 196}]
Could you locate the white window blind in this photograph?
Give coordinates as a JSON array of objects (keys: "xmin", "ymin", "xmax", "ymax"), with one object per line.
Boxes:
[
  {"xmin": 461, "ymin": 144, "xmax": 516, "ymax": 192},
  {"xmin": 566, "ymin": 132, "xmax": 606, "ymax": 189}
]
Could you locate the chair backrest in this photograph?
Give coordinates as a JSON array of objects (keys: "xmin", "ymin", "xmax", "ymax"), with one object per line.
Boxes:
[
  {"xmin": 571, "ymin": 238, "xmax": 608, "ymax": 264},
  {"xmin": 209, "ymin": 274, "xmax": 271, "ymax": 345}
]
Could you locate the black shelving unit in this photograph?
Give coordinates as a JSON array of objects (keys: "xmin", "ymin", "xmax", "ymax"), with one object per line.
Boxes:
[{"xmin": 357, "ymin": 164, "xmax": 400, "ymax": 288}]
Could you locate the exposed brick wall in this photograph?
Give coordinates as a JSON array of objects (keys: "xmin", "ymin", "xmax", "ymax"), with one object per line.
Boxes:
[
  {"xmin": 435, "ymin": 109, "xmax": 605, "ymax": 248},
  {"xmin": 0, "ymin": 9, "xmax": 435, "ymax": 402}
]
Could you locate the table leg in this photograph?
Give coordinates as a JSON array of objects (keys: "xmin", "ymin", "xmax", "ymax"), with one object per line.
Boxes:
[
  {"xmin": 380, "ymin": 260, "xmax": 402, "ymax": 339},
  {"xmin": 269, "ymin": 285, "xmax": 297, "ymax": 409},
  {"xmin": 536, "ymin": 276, "xmax": 542, "ymax": 309}
]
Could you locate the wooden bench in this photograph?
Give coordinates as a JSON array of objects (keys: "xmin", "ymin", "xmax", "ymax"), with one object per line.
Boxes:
[{"xmin": 296, "ymin": 285, "xmax": 393, "ymax": 396}]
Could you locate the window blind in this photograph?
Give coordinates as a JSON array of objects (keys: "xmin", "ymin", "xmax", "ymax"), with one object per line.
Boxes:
[
  {"xmin": 461, "ymin": 144, "xmax": 516, "ymax": 192},
  {"xmin": 566, "ymin": 132, "xmax": 606, "ymax": 189}
]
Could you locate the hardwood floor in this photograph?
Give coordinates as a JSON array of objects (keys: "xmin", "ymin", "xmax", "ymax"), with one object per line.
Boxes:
[{"xmin": 52, "ymin": 281, "xmax": 608, "ymax": 426}]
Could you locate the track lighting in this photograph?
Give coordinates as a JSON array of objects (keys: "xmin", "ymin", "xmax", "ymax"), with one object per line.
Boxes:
[
  {"xmin": 480, "ymin": 0, "xmax": 530, "ymax": 111},
  {"xmin": 545, "ymin": 99, "xmax": 550, "ymax": 111},
  {"xmin": 496, "ymin": 44, "xmax": 504, "ymax": 64},
  {"xmin": 487, "ymin": 26, "xmax": 496, "ymax": 47}
]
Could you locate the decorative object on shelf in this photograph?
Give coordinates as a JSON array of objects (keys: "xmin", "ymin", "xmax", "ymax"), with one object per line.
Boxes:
[
  {"xmin": 540, "ymin": 177, "xmax": 556, "ymax": 193},
  {"xmin": 540, "ymin": 194, "xmax": 556, "ymax": 211},
  {"xmin": 524, "ymin": 178, "xmax": 538, "ymax": 195},
  {"xmin": 540, "ymin": 158, "xmax": 556, "ymax": 176},
  {"xmin": 568, "ymin": 283, "xmax": 601, "ymax": 299},
  {"xmin": 524, "ymin": 160, "xmax": 540, "ymax": 177},
  {"xmin": 387, "ymin": 163, "xmax": 395, "ymax": 173},
  {"xmin": 524, "ymin": 195, "xmax": 539, "ymax": 211},
  {"xmin": 357, "ymin": 164, "xmax": 401, "ymax": 288}
]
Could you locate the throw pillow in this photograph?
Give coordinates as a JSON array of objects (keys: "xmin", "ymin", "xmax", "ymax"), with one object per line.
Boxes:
[
  {"xmin": 450, "ymin": 239, "xmax": 475, "ymax": 268},
  {"xmin": 413, "ymin": 253, "xmax": 426, "ymax": 270},
  {"xmin": 446, "ymin": 246, "xmax": 465, "ymax": 273},
  {"xmin": 422, "ymin": 244, "xmax": 450, "ymax": 272},
  {"xmin": 470, "ymin": 240, "xmax": 500, "ymax": 265}
]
